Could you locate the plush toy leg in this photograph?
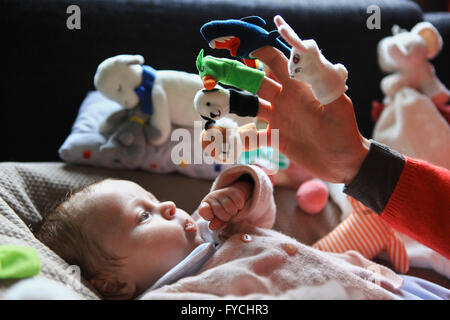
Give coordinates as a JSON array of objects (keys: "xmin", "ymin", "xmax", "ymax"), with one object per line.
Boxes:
[
  {"xmin": 386, "ymin": 234, "xmax": 410, "ymax": 274},
  {"xmin": 313, "ymin": 211, "xmax": 386, "ymax": 259},
  {"xmin": 313, "ymin": 197, "xmax": 410, "ymax": 273}
]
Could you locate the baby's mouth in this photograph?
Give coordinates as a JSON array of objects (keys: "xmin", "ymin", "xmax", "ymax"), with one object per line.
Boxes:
[{"xmin": 184, "ymin": 219, "xmax": 197, "ymax": 232}]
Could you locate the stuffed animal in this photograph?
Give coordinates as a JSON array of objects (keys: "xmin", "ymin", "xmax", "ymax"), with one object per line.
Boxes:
[
  {"xmin": 313, "ymin": 196, "xmax": 410, "ymax": 274},
  {"xmin": 97, "ymin": 107, "xmax": 152, "ymax": 167},
  {"xmin": 274, "ymin": 15, "xmax": 348, "ymax": 105},
  {"xmin": 377, "ymin": 22, "xmax": 450, "ymax": 106},
  {"xmin": 199, "ymin": 16, "xmax": 291, "ymax": 67},
  {"xmin": 94, "ymin": 54, "xmax": 205, "ymax": 150}
]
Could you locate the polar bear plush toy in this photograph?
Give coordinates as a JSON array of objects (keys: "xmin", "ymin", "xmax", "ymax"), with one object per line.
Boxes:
[{"xmin": 94, "ymin": 54, "xmax": 205, "ymax": 148}]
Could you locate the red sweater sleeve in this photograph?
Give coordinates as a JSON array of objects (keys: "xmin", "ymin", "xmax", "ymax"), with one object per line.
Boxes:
[{"xmin": 381, "ymin": 157, "xmax": 450, "ymax": 259}]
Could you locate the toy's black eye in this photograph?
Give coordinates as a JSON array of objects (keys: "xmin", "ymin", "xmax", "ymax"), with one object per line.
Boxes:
[
  {"xmin": 206, "ymin": 102, "xmax": 211, "ymax": 107},
  {"xmin": 293, "ymin": 54, "xmax": 300, "ymax": 64}
]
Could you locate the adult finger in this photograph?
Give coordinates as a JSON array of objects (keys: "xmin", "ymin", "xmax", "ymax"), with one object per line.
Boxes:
[
  {"xmin": 252, "ymin": 45, "xmax": 290, "ymax": 83},
  {"xmin": 257, "ymin": 77, "xmax": 281, "ymax": 105},
  {"xmin": 256, "ymin": 98, "xmax": 272, "ymax": 122}
]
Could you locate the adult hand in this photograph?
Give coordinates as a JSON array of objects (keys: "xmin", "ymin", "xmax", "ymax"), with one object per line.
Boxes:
[{"xmin": 252, "ymin": 18, "xmax": 370, "ymax": 184}]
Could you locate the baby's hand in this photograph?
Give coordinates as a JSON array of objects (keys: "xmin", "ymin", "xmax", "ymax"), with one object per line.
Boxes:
[{"xmin": 198, "ymin": 178, "xmax": 253, "ymax": 230}]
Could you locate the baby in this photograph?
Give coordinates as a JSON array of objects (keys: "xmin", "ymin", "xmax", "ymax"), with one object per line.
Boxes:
[
  {"xmin": 36, "ymin": 166, "xmax": 256, "ymax": 299},
  {"xmin": 37, "ymin": 165, "xmax": 413, "ymax": 300}
]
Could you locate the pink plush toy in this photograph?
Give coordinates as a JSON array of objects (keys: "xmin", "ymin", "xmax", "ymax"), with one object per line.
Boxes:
[
  {"xmin": 377, "ymin": 22, "xmax": 450, "ymax": 106},
  {"xmin": 271, "ymin": 162, "xmax": 329, "ymax": 215}
]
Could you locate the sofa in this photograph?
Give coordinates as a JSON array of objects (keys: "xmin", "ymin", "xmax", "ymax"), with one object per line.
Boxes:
[
  {"xmin": 1, "ymin": 0, "xmax": 449, "ymax": 299},
  {"xmin": 2, "ymin": 0, "xmax": 449, "ymax": 162}
]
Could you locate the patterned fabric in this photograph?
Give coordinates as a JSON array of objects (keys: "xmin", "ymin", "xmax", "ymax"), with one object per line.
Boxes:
[{"xmin": 313, "ymin": 196, "xmax": 409, "ymax": 273}]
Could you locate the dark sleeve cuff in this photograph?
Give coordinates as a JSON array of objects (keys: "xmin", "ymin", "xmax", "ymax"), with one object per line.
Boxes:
[{"xmin": 343, "ymin": 140, "xmax": 405, "ymax": 214}]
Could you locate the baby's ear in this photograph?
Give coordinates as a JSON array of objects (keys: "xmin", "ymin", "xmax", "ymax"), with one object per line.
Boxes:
[
  {"xmin": 90, "ymin": 275, "xmax": 136, "ymax": 300},
  {"xmin": 412, "ymin": 21, "xmax": 443, "ymax": 59}
]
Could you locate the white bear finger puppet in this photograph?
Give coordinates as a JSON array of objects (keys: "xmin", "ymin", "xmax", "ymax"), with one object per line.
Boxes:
[
  {"xmin": 377, "ymin": 22, "xmax": 450, "ymax": 106},
  {"xmin": 274, "ymin": 15, "xmax": 348, "ymax": 105},
  {"xmin": 94, "ymin": 54, "xmax": 204, "ymax": 147}
]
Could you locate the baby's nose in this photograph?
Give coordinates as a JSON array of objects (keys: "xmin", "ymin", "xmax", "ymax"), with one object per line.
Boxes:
[{"xmin": 157, "ymin": 201, "xmax": 177, "ymax": 220}]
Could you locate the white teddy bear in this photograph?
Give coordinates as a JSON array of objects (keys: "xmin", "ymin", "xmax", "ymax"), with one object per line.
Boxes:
[{"xmin": 94, "ymin": 54, "xmax": 205, "ymax": 147}]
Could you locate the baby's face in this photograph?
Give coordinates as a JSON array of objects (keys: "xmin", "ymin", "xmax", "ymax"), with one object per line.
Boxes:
[{"xmin": 82, "ymin": 179, "xmax": 204, "ymax": 294}]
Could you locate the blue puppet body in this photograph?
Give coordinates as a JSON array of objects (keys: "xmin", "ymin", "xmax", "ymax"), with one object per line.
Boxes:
[{"xmin": 200, "ymin": 16, "xmax": 291, "ymax": 60}]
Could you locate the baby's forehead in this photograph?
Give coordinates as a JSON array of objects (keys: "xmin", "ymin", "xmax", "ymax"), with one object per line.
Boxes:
[
  {"xmin": 94, "ymin": 179, "xmax": 159, "ymax": 201},
  {"xmin": 81, "ymin": 179, "xmax": 159, "ymax": 225}
]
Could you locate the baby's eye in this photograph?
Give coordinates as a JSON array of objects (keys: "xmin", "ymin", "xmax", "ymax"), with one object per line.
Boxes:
[
  {"xmin": 138, "ymin": 211, "xmax": 152, "ymax": 223},
  {"xmin": 293, "ymin": 54, "xmax": 300, "ymax": 64},
  {"xmin": 206, "ymin": 102, "xmax": 211, "ymax": 107}
]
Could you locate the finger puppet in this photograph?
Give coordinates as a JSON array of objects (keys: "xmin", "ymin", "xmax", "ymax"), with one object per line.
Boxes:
[
  {"xmin": 200, "ymin": 117, "xmax": 259, "ymax": 163},
  {"xmin": 196, "ymin": 49, "xmax": 265, "ymax": 93},
  {"xmin": 94, "ymin": 54, "xmax": 204, "ymax": 149},
  {"xmin": 200, "ymin": 16, "xmax": 291, "ymax": 67},
  {"xmin": 313, "ymin": 196, "xmax": 409, "ymax": 273},
  {"xmin": 377, "ymin": 22, "xmax": 449, "ymax": 106},
  {"xmin": 274, "ymin": 15, "xmax": 348, "ymax": 105}
]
